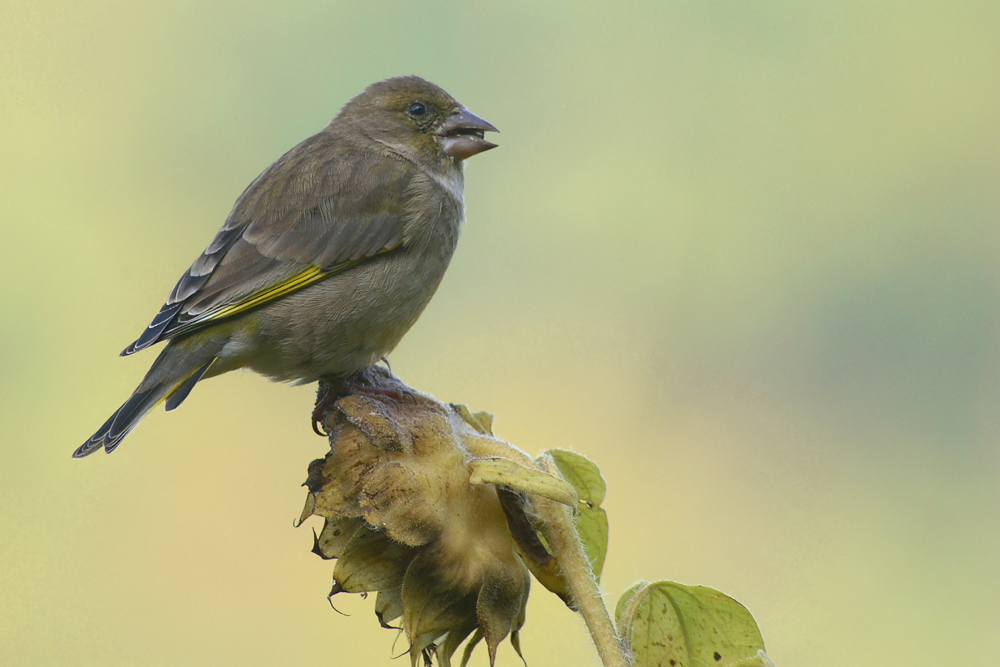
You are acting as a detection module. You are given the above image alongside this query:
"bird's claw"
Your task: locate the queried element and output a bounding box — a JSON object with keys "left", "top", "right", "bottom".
{"left": 312, "top": 410, "right": 329, "bottom": 437}
{"left": 312, "top": 379, "right": 347, "bottom": 437}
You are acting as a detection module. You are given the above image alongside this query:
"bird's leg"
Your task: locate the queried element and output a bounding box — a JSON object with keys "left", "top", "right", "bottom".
{"left": 312, "top": 368, "right": 419, "bottom": 437}
{"left": 312, "top": 377, "right": 351, "bottom": 436}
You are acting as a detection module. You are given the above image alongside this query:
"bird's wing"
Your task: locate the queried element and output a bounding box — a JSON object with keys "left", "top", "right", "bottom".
{"left": 122, "top": 135, "right": 418, "bottom": 356}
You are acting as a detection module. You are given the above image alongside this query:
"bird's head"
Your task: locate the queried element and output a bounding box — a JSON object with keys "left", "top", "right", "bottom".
{"left": 335, "top": 76, "right": 498, "bottom": 165}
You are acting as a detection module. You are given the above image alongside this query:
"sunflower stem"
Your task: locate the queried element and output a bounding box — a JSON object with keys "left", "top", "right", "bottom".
{"left": 534, "top": 455, "right": 630, "bottom": 667}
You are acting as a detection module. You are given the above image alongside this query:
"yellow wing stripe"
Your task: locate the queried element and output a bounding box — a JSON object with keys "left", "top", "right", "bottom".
{"left": 204, "top": 265, "right": 327, "bottom": 321}
{"left": 170, "top": 244, "right": 401, "bottom": 337}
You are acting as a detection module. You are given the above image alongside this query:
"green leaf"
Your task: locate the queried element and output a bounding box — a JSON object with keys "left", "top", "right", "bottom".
{"left": 615, "top": 580, "right": 648, "bottom": 631}
{"left": 617, "top": 580, "right": 770, "bottom": 667}
{"left": 544, "top": 449, "right": 609, "bottom": 582}
{"left": 548, "top": 449, "right": 606, "bottom": 506}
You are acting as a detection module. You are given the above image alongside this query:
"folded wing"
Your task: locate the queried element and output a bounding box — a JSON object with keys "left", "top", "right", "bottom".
{"left": 122, "top": 134, "right": 415, "bottom": 356}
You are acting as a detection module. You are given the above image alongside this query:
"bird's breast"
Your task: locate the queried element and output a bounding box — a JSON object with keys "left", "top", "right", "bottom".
{"left": 236, "top": 193, "right": 465, "bottom": 383}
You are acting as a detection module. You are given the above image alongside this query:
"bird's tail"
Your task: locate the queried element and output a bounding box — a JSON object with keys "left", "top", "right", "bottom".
{"left": 73, "top": 341, "right": 220, "bottom": 458}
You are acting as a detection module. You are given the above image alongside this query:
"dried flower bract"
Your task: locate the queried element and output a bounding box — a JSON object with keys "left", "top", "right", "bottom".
{"left": 298, "top": 367, "right": 578, "bottom": 666}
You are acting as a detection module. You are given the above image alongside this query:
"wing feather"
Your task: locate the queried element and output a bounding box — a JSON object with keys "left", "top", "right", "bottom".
{"left": 121, "top": 131, "right": 416, "bottom": 356}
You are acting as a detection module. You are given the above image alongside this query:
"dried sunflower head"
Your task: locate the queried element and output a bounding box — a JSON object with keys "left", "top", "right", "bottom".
{"left": 298, "top": 368, "right": 578, "bottom": 666}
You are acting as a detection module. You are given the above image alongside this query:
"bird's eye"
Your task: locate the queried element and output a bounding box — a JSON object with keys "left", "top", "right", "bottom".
{"left": 406, "top": 101, "right": 427, "bottom": 117}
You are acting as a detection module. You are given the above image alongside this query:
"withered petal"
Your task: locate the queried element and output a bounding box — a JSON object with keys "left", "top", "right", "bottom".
{"left": 336, "top": 394, "right": 411, "bottom": 452}
{"left": 476, "top": 562, "right": 530, "bottom": 666}
{"left": 333, "top": 527, "right": 415, "bottom": 593}
{"left": 375, "top": 588, "right": 404, "bottom": 628}
{"left": 450, "top": 404, "right": 494, "bottom": 435}
{"left": 312, "top": 429, "right": 380, "bottom": 518}
{"left": 358, "top": 461, "right": 444, "bottom": 547}
{"left": 295, "top": 492, "right": 316, "bottom": 526}
{"left": 401, "top": 549, "right": 479, "bottom": 653}
{"left": 435, "top": 619, "right": 479, "bottom": 667}
{"left": 460, "top": 629, "right": 484, "bottom": 667}
{"left": 510, "top": 629, "right": 527, "bottom": 667}
{"left": 409, "top": 632, "right": 439, "bottom": 667}
{"left": 313, "top": 517, "right": 363, "bottom": 560}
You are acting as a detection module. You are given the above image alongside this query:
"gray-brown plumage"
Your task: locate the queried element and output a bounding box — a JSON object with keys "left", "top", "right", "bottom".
{"left": 75, "top": 76, "right": 497, "bottom": 458}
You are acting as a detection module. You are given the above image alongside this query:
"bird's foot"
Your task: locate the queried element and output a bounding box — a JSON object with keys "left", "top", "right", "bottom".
{"left": 351, "top": 382, "right": 418, "bottom": 405}
{"left": 312, "top": 378, "right": 351, "bottom": 436}
{"left": 312, "top": 369, "right": 419, "bottom": 437}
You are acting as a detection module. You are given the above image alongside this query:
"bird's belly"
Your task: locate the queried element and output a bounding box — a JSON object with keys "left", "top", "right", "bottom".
{"left": 230, "top": 250, "right": 449, "bottom": 383}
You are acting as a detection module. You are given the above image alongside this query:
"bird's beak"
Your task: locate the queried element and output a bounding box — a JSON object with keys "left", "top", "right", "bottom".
{"left": 438, "top": 108, "right": 499, "bottom": 161}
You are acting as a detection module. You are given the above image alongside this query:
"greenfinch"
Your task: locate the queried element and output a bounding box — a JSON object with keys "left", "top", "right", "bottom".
{"left": 74, "top": 76, "right": 497, "bottom": 458}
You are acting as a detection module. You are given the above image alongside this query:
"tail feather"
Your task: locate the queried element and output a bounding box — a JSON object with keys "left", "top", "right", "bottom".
{"left": 73, "top": 413, "right": 119, "bottom": 458}
{"left": 164, "top": 358, "right": 217, "bottom": 412}
{"left": 74, "top": 340, "right": 222, "bottom": 458}
{"left": 73, "top": 387, "right": 163, "bottom": 458}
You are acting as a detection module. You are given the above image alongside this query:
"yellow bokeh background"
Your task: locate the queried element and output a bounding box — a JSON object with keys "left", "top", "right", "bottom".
{"left": 2, "top": 2, "right": 998, "bottom": 665}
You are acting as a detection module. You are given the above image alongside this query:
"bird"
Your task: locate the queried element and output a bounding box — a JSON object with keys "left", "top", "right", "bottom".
{"left": 74, "top": 76, "right": 498, "bottom": 458}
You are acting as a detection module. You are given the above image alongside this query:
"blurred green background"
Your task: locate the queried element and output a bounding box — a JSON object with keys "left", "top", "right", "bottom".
{"left": 2, "top": 1, "right": 998, "bottom": 665}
